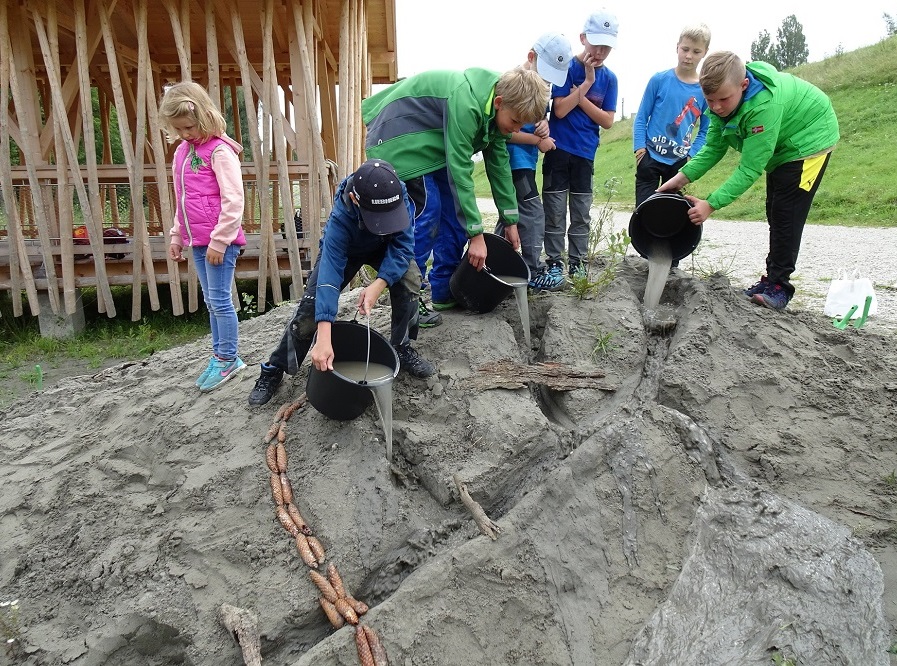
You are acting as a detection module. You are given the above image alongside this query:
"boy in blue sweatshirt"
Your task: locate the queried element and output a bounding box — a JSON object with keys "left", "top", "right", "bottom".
{"left": 248, "top": 160, "right": 435, "bottom": 407}
{"left": 633, "top": 23, "right": 711, "bottom": 207}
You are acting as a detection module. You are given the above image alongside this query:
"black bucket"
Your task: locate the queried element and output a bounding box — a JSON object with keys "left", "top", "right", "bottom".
{"left": 305, "top": 320, "right": 399, "bottom": 421}
{"left": 449, "top": 232, "right": 530, "bottom": 313}
{"left": 628, "top": 193, "right": 702, "bottom": 261}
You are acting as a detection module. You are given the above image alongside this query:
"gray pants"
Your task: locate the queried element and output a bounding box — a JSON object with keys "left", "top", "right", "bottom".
{"left": 542, "top": 149, "right": 594, "bottom": 269}
{"left": 543, "top": 192, "right": 593, "bottom": 269}
{"left": 495, "top": 168, "right": 545, "bottom": 276}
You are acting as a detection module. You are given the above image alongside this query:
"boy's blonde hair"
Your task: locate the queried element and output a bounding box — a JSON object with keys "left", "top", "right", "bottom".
{"left": 699, "top": 51, "right": 746, "bottom": 94}
{"left": 679, "top": 22, "right": 711, "bottom": 50}
{"left": 495, "top": 67, "right": 550, "bottom": 125}
{"left": 158, "top": 81, "right": 226, "bottom": 143}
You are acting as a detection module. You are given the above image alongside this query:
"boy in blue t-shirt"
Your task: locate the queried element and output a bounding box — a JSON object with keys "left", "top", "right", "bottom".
{"left": 495, "top": 32, "right": 573, "bottom": 292}
{"left": 542, "top": 10, "right": 619, "bottom": 281}
{"left": 633, "top": 23, "right": 711, "bottom": 207}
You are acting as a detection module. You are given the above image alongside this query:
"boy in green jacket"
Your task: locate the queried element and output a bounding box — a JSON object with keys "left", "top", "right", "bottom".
{"left": 362, "top": 67, "right": 550, "bottom": 314}
{"left": 658, "top": 51, "right": 839, "bottom": 310}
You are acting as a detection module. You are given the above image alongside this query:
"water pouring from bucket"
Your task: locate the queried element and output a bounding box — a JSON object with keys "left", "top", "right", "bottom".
{"left": 449, "top": 232, "right": 532, "bottom": 347}
{"left": 628, "top": 192, "right": 701, "bottom": 309}
{"left": 306, "top": 320, "right": 399, "bottom": 461}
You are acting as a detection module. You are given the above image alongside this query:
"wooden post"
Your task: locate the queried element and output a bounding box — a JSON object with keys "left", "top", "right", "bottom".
{"left": 45, "top": 0, "right": 78, "bottom": 316}
{"left": 73, "top": 0, "right": 117, "bottom": 316}
{"left": 144, "top": 62, "right": 184, "bottom": 316}
{"left": 225, "top": 0, "right": 273, "bottom": 312}
{"left": 0, "top": 0, "right": 36, "bottom": 316}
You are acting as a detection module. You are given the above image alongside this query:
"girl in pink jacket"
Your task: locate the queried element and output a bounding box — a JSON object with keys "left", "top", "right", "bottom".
{"left": 159, "top": 82, "right": 247, "bottom": 392}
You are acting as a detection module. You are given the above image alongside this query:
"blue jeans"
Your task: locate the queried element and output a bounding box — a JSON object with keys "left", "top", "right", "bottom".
{"left": 409, "top": 169, "right": 469, "bottom": 303}
{"left": 192, "top": 244, "right": 240, "bottom": 360}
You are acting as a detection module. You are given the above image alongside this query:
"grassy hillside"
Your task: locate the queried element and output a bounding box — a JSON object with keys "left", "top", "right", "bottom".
{"left": 475, "top": 36, "right": 897, "bottom": 227}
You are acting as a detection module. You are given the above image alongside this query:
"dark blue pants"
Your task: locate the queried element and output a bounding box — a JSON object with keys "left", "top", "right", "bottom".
{"left": 267, "top": 250, "right": 421, "bottom": 374}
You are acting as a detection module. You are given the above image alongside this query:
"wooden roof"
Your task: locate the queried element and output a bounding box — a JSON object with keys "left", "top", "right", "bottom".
{"left": 25, "top": 0, "right": 398, "bottom": 84}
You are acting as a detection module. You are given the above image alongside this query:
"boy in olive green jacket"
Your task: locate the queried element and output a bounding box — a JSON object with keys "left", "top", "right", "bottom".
{"left": 659, "top": 51, "right": 839, "bottom": 311}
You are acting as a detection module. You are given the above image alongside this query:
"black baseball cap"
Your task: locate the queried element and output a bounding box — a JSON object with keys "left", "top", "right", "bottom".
{"left": 351, "top": 159, "right": 410, "bottom": 235}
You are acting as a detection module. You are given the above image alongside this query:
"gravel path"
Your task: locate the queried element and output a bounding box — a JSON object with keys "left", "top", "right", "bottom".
{"left": 477, "top": 199, "right": 897, "bottom": 335}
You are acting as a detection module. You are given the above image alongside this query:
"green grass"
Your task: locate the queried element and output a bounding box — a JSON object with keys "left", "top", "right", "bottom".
{"left": 0, "top": 286, "right": 214, "bottom": 405}
{"left": 475, "top": 35, "right": 897, "bottom": 228}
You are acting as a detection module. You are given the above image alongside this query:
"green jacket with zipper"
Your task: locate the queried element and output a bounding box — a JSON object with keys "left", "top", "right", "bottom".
{"left": 681, "top": 61, "right": 839, "bottom": 211}
{"left": 362, "top": 68, "right": 518, "bottom": 238}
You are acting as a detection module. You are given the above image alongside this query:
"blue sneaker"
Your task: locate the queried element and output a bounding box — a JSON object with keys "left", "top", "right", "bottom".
{"left": 195, "top": 356, "right": 216, "bottom": 388}
{"left": 752, "top": 284, "right": 790, "bottom": 310}
{"left": 200, "top": 356, "right": 247, "bottom": 392}
{"left": 529, "top": 264, "right": 567, "bottom": 291}
{"left": 743, "top": 275, "right": 769, "bottom": 298}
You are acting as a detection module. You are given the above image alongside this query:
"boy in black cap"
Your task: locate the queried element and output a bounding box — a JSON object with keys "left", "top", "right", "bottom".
{"left": 248, "top": 159, "right": 435, "bottom": 407}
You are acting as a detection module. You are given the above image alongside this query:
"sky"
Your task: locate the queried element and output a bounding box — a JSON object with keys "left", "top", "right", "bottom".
{"left": 392, "top": 0, "right": 892, "bottom": 118}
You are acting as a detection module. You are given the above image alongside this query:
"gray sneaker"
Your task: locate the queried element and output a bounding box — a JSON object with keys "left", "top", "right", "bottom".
{"left": 418, "top": 299, "right": 443, "bottom": 328}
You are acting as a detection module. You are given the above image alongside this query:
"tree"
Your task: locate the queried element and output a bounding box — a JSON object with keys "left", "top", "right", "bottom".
{"left": 750, "top": 15, "right": 809, "bottom": 69}
{"left": 775, "top": 15, "right": 809, "bottom": 68}
{"left": 885, "top": 12, "right": 897, "bottom": 36}
{"left": 751, "top": 30, "right": 775, "bottom": 65}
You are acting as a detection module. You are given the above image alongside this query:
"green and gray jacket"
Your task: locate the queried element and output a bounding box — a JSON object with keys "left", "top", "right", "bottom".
{"left": 362, "top": 68, "right": 518, "bottom": 237}
{"left": 681, "top": 61, "right": 839, "bottom": 211}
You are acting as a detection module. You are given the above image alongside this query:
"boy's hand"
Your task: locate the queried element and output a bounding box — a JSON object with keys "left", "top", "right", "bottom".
{"left": 467, "top": 234, "right": 488, "bottom": 271}
{"left": 311, "top": 321, "right": 334, "bottom": 371}
{"left": 533, "top": 120, "right": 550, "bottom": 138}
{"left": 635, "top": 148, "right": 646, "bottom": 163}
{"left": 502, "top": 225, "right": 520, "bottom": 251}
{"left": 656, "top": 173, "right": 689, "bottom": 193}
{"left": 357, "top": 278, "right": 387, "bottom": 315}
{"left": 311, "top": 340, "right": 334, "bottom": 371}
{"left": 684, "top": 197, "right": 713, "bottom": 225}
{"left": 537, "top": 136, "right": 556, "bottom": 153}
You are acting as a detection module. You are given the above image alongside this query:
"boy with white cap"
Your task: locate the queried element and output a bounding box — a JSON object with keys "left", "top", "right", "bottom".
{"left": 542, "top": 9, "right": 619, "bottom": 283}
{"left": 495, "top": 32, "right": 574, "bottom": 291}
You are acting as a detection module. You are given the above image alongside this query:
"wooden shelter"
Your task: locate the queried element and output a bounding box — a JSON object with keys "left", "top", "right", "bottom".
{"left": 0, "top": 0, "right": 397, "bottom": 325}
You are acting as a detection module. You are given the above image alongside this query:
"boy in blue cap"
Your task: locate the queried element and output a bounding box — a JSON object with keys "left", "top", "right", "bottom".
{"left": 496, "top": 32, "right": 574, "bottom": 292}
{"left": 542, "top": 9, "right": 619, "bottom": 282}
{"left": 248, "top": 159, "right": 435, "bottom": 407}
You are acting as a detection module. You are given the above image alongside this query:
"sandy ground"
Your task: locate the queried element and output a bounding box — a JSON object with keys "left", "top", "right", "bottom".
{"left": 1, "top": 209, "right": 896, "bottom": 665}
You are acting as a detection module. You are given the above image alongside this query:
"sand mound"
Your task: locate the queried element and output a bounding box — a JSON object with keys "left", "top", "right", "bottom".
{"left": 1, "top": 257, "right": 895, "bottom": 666}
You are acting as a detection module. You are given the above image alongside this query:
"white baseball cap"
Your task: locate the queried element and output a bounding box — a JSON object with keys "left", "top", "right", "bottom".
{"left": 532, "top": 32, "right": 573, "bottom": 87}
{"left": 583, "top": 10, "right": 619, "bottom": 48}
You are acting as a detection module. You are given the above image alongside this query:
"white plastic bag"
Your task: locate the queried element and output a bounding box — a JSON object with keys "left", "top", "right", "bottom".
{"left": 823, "top": 269, "right": 877, "bottom": 319}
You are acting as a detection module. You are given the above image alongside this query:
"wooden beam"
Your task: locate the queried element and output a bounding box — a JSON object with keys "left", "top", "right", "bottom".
{"left": 0, "top": 0, "right": 37, "bottom": 316}
{"left": 12, "top": 3, "right": 62, "bottom": 314}
{"left": 73, "top": 0, "right": 117, "bottom": 315}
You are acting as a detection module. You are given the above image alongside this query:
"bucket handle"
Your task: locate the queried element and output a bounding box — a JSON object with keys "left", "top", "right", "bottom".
{"left": 351, "top": 311, "right": 373, "bottom": 385}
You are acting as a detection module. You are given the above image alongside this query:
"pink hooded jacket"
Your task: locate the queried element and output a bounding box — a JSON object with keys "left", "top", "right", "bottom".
{"left": 169, "top": 134, "right": 246, "bottom": 253}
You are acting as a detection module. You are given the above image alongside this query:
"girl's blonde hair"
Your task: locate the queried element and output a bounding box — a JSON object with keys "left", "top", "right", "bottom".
{"left": 158, "top": 81, "right": 226, "bottom": 143}
{"left": 699, "top": 51, "right": 746, "bottom": 94}
{"left": 496, "top": 67, "right": 550, "bottom": 126}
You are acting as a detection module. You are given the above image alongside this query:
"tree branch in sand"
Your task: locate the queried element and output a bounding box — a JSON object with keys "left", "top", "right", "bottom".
{"left": 219, "top": 603, "right": 261, "bottom": 666}
{"left": 465, "top": 359, "right": 617, "bottom": 392}
{"left": 453, "top": 474, "right": 501, "bottom": 540}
